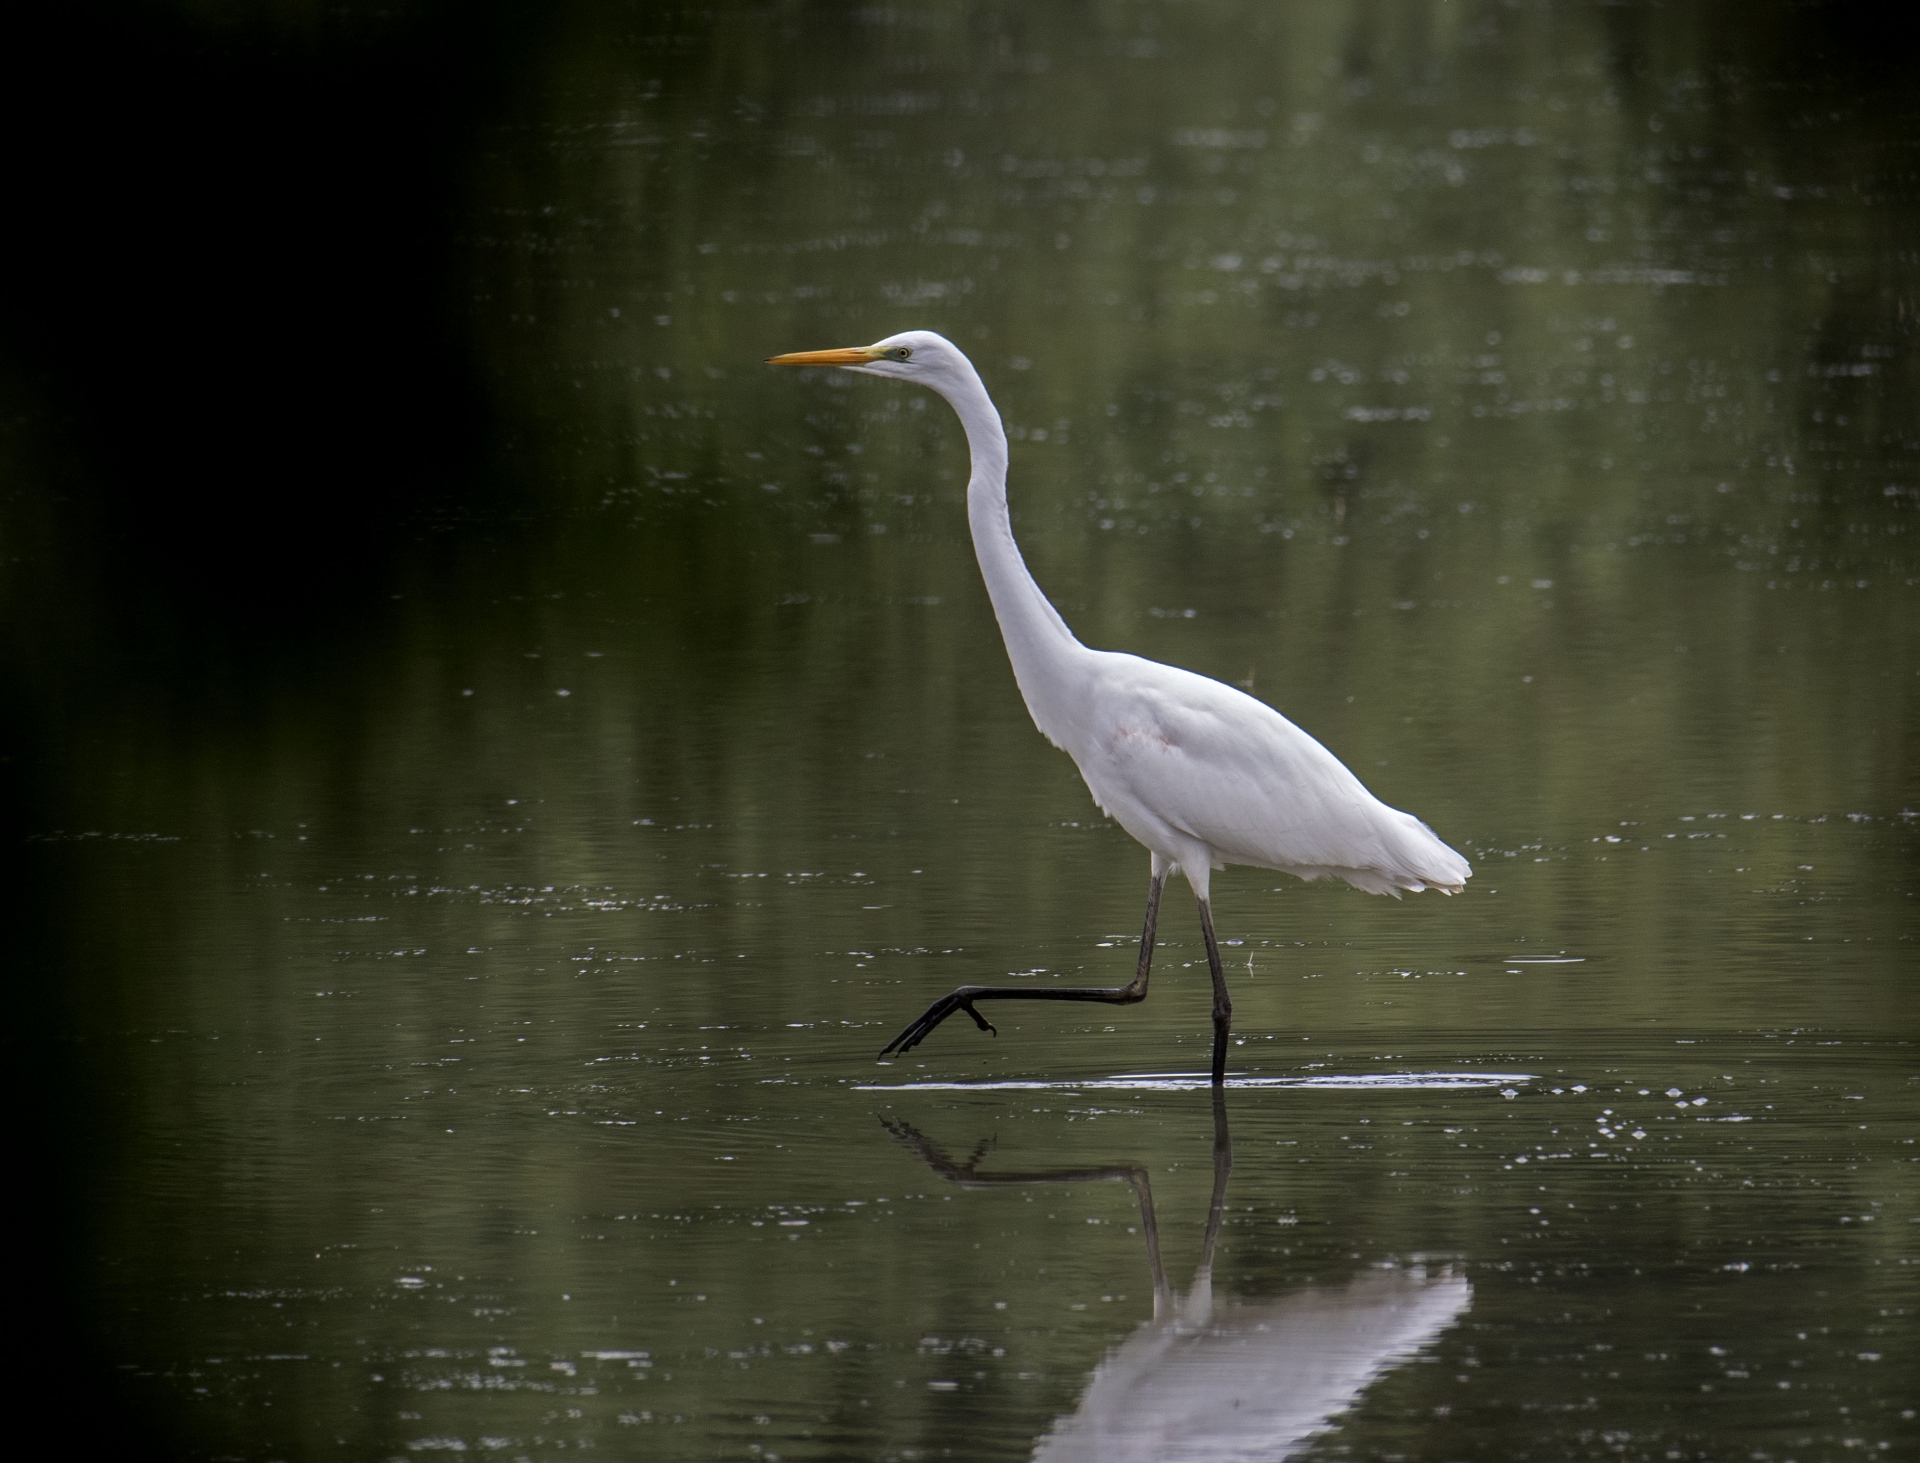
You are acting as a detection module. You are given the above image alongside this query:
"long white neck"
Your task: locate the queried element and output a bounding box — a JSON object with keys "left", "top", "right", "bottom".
{"left": 931, "top": 359, "right": 1090, "bottom": 743}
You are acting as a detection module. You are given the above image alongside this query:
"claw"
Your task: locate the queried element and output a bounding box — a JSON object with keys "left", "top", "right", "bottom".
{"left": 878, "top": 989, "right": 994, "bottom": 1058}
{"left": 959, "top": 1001, "right": 997, "bottom": 1036}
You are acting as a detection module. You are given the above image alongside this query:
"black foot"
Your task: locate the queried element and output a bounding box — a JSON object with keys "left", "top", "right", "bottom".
{"left": 878, "top": 991, "right": 997, "bottom": 1057}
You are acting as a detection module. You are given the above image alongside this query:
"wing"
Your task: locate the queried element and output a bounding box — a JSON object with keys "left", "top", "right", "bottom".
{"left": 1073, "top": 653, "right": 1470, "bottom": 896}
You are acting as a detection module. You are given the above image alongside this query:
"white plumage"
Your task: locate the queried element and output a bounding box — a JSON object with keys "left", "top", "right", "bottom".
{"left": 1050, "top": 648, "right": 1468, "bottom": 901}
{"left": 768, "top": 329, "right": 1469, "bottom": 1082}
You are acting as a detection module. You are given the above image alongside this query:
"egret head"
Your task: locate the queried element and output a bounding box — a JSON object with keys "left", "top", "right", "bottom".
{"left": 766, "top": 330, "right": 975, "bottom": 393}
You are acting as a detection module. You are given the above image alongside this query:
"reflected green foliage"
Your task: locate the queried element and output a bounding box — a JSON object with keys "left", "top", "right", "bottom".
{"left": 8, "top": 0, "right": 1918, "bottom": 1459}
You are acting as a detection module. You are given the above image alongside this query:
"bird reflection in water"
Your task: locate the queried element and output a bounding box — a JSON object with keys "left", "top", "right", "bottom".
{"left": 883, "top": 1096, "right": 1470, "bottom": 1462}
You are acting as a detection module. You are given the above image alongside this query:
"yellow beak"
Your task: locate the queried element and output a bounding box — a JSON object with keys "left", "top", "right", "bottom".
{"left": 765, "top": 346, "right": 879, "bottom": 366}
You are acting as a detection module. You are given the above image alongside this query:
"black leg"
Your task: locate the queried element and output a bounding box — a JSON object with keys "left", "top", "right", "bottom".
{"left": 1197, "top": 896, "right": 1232, "bottom": 1087}
{"left": 878, "top": 868, "right": 1167, "bottom": 1058}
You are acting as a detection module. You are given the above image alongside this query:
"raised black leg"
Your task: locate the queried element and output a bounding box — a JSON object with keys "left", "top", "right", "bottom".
{"left": 1197, "top": 897, "right": 1233, "bottom": 1087}
{"left": 878, "top": 868, "right": 1167, "bottom": 1057}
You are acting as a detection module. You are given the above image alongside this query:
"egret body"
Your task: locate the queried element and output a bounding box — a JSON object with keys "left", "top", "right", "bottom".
{"left": 769, "top": 331, "right": 1469, "bottom": 1084}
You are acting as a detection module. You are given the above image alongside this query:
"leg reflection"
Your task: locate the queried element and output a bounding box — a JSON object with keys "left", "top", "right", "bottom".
{"left": 879, "top": 1117, "right": 1168, "bottom": 1306}
{"left": 1184, "top": 1086, "right": 1235, "bottom": 1328}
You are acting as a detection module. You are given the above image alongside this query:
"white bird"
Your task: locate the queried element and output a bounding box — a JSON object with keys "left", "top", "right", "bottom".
{"left": 769, "top": 331, "right": 1469, "bottom": 1084}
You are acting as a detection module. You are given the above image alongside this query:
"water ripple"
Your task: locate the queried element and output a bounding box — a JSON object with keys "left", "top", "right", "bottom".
{"left": 856, "top": 1071, "right": 1535, "bottom": 1093}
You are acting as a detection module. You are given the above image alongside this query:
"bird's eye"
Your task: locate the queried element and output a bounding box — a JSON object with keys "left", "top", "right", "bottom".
{"left": 888, "top": 346, "right": 912, "bottom": 361}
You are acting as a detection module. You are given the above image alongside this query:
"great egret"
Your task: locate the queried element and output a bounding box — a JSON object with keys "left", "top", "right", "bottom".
{"left": 769, "top": 331, "right": 1469, "bottom": 1085}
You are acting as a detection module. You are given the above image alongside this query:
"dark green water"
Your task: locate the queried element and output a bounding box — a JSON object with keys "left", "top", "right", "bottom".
{"left": 10, "top": 2, "right": 1917, "bottom": 1459}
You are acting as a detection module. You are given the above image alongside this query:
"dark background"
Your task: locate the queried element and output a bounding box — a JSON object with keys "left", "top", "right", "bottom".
{"left": 5, "top": 5, "right": 527, "bottom": 1446}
